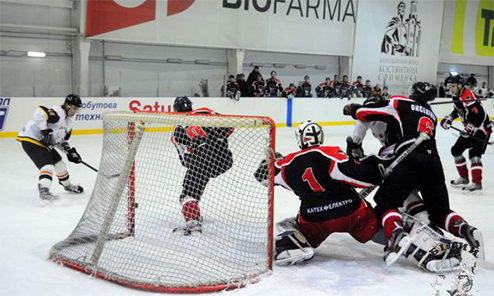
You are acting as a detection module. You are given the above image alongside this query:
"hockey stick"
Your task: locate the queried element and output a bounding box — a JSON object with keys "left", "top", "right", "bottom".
{"left": 430, "top": 98, "right": 489, "bottom": 105}
{"left": 449, "top": 126, "right": 493, "bottom": 146}
{"left": 61, "top": 150, "right": 120, "bottom": 178}
{"left": 359, "top": 132, "right": 430, "bottom": 199}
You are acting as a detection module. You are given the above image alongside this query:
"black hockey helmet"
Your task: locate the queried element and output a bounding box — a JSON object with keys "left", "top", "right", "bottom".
{"left": 173, "top": 96, "right": 193, "bottom": 112}
{"left": 64, "top": 94, "right": 82, "bottom": 108}
{"left": 449, "top": 75, "right": 464, "bottom": 85}
{"left": 409, "top": 82, "right": 437, "bottom": 104}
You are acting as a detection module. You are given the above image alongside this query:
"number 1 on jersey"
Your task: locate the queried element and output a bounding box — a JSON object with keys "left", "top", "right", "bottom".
{"left": 302, "top": 167, "right": 325, "bottom": 192}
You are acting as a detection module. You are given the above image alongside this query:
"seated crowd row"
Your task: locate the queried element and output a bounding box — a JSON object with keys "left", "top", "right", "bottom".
{"left": 221, "top": 66, "right": 387, "bottom": 99}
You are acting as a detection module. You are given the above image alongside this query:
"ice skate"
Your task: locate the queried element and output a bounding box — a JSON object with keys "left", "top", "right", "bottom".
{"left": 39, "top": 185, "right": 59, "bottom": 206}
{"left": 173, "top": 220, "right": 202, "bottom": 236}
{"left": 462, "top": 183, "right": 482, "bottom": 195}
{"left": 384, "top": 227, "right": 412, "bottom": 266}
{"left": 450, "top": 177, "right": 469, "bottom": 188}
{"left": 59, "top": 182, "right": 84, "bottom": 193}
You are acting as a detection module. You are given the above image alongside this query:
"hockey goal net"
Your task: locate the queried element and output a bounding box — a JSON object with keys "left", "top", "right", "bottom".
{"left": 50, "top": 111, "right": 276, "bottom": 293}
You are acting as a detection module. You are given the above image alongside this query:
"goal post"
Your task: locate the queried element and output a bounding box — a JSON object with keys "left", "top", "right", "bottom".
{"left": 50, "top": 111, "right": 276, "bottom": 293}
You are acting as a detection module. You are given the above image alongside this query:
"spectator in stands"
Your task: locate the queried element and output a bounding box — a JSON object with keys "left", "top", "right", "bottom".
{"left": 223, "top": 75, "right": 240, "bottom": 99}
{"left": 466, "top": 73, "right": 478, "bottom": 89}
{"left": 363, "top": 79, "right": 373, "bottom": 98}
{"left": 316, "top": 77, "right": 334, "bottom": 98}
{"left": 251, "top": 75, "right": 266, "bottom": 97}
{"left": 352, "top": 76, "right": 364, "bottom": 98}
{"left": 265, "top": 71, "right": 283, "bottom": 97}
{"left": 236, "top": 73, "right": 250, "bottom": 97}
{"left": 382, "top": 86, "right": 390, "bottom": 99}
{"left": 340, "top": 75, "right": 352, "bottom": 99}
{"left": 371, "top": 83, "right": 382, "bottom": 97}
{"left": 438, "top": 82, "right": 446, "bottom": 97}
{"left": 477, "top": 82, "right": 488, "bottom": 98}
{"left": 282, "top": 83, "right": 298, "bottom": 98}
{"left": 247, "top": 66, "right": 264, "bottom": 93}
{"left": 297, "top": 75, "right": 312, "bottom": 97}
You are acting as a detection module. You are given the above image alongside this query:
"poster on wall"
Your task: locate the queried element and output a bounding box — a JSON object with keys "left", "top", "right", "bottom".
{"left": 351, "top": 0, "right": 444, "bottom": 95}
{"left": 84, "top": 0, "right": 356, "bottom": 56}
{"left": 439, "top": 0, "right": 494, "bottom": 66}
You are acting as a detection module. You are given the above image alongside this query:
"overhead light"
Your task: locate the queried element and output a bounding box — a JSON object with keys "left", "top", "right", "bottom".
{"left": 167, "top": 58, "right": 183, "bottom": 63}
{"left": 450, "top": 71, "right": 458, "bottom": 76}
{"left": 273, "top": 63, "right": 286, "bottom": 68}
{"left": 294, "top": 64, "right": 307, "bottom": 69}
{"left": 27, "top": 51, "right": 46, "bottom": 58}
{"left": 250, "top": 62, "right": 264, "bottom": 67}
{"left": 315, "top": 65, "right": 326, "bottom": 70}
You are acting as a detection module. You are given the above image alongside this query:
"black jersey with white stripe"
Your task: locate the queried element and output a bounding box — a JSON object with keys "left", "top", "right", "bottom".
{"left": 273, "top": 146, "right": 382, "bottom": 221}
{"left": 354, "top": 95, "right": 438, "bottom": 155}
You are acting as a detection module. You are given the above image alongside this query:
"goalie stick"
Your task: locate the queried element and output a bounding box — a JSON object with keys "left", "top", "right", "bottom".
{"left": 359, "top": 132, "right": 430, "bottom": 199}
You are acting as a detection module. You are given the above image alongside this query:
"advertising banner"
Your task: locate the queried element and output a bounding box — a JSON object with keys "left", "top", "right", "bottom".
{"left": 85, "top": 0, "right": 357, "bottom": 56}
{"left": 351, "top": 0, "right": 444, "bottom": 95}
{"left": 439, "top": 0, "right": 494, "bottom": 65}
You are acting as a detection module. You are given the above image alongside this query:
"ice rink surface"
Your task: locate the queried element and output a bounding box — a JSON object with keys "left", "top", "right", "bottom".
{"left": 1, "top": 124, "right": 493, "bottom": 296}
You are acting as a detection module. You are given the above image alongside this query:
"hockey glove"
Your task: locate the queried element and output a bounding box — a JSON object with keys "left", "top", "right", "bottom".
{"left": 461, "top": 123, "right": 476, "bottom": 137}
{"left": 440, "top": 115, "right": 453, "bottom": 130}
{"left": 346, "top": 137, "right": 364, "bottom": 159}
{"left": 59, "top": 141, "right": 71, "bottom": 152}
{"left": 66, "top": 148, "right": 82, "bottom": 163}
{"left": 274, "top": 152, "right": 285, "bottom": 160}
{"left": 40, "top": 129, "right": 54, "bottom": 146}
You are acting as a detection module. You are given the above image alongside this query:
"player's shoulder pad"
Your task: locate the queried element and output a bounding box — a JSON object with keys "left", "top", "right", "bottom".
{"left": 460, "top": 89, "right": 477, "bottom": 107}
{"left": 38, "top": 106, "right": 60, "bottom": 124}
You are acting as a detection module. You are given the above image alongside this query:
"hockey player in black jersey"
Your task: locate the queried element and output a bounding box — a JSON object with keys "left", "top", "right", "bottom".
{"left": 348, "top": 82, "right": 483, "bottom": 264}
{"left": 17, "top": 94, "right": 84, "bottom": 205}
{"left": 171, "top": 96, "right": 234, "bottom": 235}
{"left": 440, "top": 75, "right": 492, "bottom": 193}
{"left": 255, "top": 121, "right": 387, "bottom": 265}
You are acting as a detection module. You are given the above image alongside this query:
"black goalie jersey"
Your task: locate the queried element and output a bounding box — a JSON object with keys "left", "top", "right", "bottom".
{"left": 272, "top": 146, "right": 383, "bottom": 222}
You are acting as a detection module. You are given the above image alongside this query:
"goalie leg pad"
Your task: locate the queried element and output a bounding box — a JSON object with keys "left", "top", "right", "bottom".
{"left": 274, "top": 230, "right": 314, "bottom": 266}
{"left": 402, "top": 214, "right": 462, "bottom": 273}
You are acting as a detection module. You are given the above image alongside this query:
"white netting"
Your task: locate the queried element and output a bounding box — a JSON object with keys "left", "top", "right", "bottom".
{"left": 50, "top": 111, "right": 275, "bottom": 293}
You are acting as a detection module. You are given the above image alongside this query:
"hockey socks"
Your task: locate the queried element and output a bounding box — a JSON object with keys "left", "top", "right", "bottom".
{"left": 382, "top": 209, "right": 404, "bottom": 239}
{"left": 470, "top": 156, "right": 482, "bottom": 185}
{"left": 39, "top": 164, "right": 54, "bottom": 190}
{"left": 55, "top": 161, "right": 83, "bottom": 193}
{"left": 182, "top": 197, "right": 201, "bottom": 223}
{"left": 454, "top": 156, "right": 468, "bottom": 180}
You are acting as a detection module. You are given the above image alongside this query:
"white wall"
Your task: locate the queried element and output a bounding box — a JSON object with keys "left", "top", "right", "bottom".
{"left": 0, "top": 36, "right": 73, "bottom": 96}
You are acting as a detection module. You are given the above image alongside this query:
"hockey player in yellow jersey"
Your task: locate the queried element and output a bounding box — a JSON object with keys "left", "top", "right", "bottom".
{"left": 17, "top": 94, "right": 84, "bottom": 205}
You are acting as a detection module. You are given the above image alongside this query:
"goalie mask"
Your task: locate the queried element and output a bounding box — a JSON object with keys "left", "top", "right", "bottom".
{"left": 295, "top": 121, "right": 324, "bottom": 150}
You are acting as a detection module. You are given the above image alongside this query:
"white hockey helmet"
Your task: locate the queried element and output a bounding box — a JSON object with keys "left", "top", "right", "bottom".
{"left": 295, "top": 121, "right": 324, "bottom": 150}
